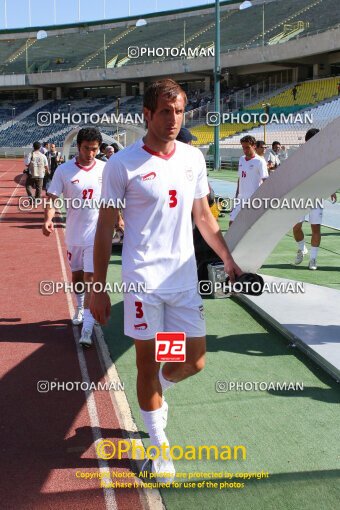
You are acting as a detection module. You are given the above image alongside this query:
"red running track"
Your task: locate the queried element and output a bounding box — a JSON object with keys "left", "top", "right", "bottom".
{"left": 0, "top": 161, "right": 150, "bottom": 510}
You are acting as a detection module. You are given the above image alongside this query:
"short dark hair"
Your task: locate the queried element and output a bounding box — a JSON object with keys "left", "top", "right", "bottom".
{"left": 272, "top": 141, "right": 281, "bottom": 148}
{"left": 111, "top": 142, "right": 120, "bottom": 153}
{"left": 100, "top": 142, "right": 108, "bottom": 152}
{"left": 240, "top": 135, "right": 256, "bottom": 145}
{"left": 43, "top": 142, "right": 49, "bottom": 147}
{"left": 33, "top": 141, "right": 41, "bottom": 150}
{"left": 256, "top": 140, "right": 266, "bottom": 149}
{"left": 76, "top": 127, "right": 102, "bottom": 146}
{"left": 305, "top": 128, "right": 319, "bottom": 142}
{"left": 143, "top": 79, "right": 187, "bottom": 113}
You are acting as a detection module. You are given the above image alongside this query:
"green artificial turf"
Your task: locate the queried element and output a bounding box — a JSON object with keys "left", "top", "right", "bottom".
{"left": 103, "top": 242, "right": 340, "bottom": 510}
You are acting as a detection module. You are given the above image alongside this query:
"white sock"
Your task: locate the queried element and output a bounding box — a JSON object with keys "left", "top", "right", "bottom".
{"left": 159, "top": 367, "right": 175, "bottom": 392}
{"left": 82, "top": 308, "right": 95, "bottom": 332}
{"left": 75, "top": 292, "right": 85, "bottom": 309}
{"left": 310, "top": 247, "right": 318, "bottom": 259}
{"left": 140, "top": 403, "right": 169, "bottom": 454}
{"left": 297, "top": 240, "right": 305, "bottom": 251}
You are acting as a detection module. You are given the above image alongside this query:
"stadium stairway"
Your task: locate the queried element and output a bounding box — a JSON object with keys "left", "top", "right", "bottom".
{"left": 0, "top": 99, "right": 53, "bottom": 132}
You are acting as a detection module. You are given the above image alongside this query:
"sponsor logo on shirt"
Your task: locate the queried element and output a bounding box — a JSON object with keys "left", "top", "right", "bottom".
{"left": 185, "top": 167, "right": 194, "bottom": 181}
{"left": 71, "top": 179, "right": 80, "bottom": 184}
{"left": 134, "top": 322, "right": 148, "bottom": 330}
{"left": 141, "top": 172, "right": 156, "bottom": 181}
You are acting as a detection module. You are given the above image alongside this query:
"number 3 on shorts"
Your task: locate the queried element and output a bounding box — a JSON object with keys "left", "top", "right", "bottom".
{"left": 169, "top": 190, "right": 177, "bottom": 208}
{"left": 135, "top": 301, "right": 143, "bottom": 319}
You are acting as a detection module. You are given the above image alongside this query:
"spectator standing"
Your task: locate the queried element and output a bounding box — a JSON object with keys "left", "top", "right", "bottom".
{"left": 24, "top": 141, "right": 49, "bottom": 201}
{"left": 105, "top": 146, "right": 115, "bottom": 159}
{"left": 40, "top": 142, "right": 49, "bottom": 155}
{"left": 292, "top": 86, "right": 297, "bottom": 101}
{"left": 265, "top": 141, "right": 287, "bottom": 174}
{"left": 96, "top": 142, "right": 108, "bottom": 161}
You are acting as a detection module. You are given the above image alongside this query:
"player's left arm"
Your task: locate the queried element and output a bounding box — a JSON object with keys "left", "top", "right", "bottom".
{"left": 192, "top": 196, "right": 243, "bottom": 283}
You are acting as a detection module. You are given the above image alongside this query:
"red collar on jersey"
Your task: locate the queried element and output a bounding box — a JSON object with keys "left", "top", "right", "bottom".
{"left": 142, "top": 144, "right": 176, "bottom": 160}
{"left": 75, "top": 158, "right": 97, "bottom": 171}
{"left": 245, "top": 154, "right": 256, "bottom": 162}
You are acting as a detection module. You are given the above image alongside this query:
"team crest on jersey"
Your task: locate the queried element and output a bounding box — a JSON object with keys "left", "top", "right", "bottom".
{"left": 134, "top": 322, "right": 148, "bottom": 330}
{"left": 199, "top": 305, "right": 204, "bottom": 320}
{"left": 141, "top": 172, "right": 156, "bottom": 181}
{"left": 185, "top": 167, "right": 194, "bottom": 181}
{"left": 71, "top": 179, "right": 80, "bottom": 184}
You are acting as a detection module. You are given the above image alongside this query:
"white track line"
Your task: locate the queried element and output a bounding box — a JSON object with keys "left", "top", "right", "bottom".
{"left": 54, "top": 227, "right": 118, "bottom": 510}
{"left": 0, "top": 161, "right": 21, "bottom": 182}
{"left": 0, "top": 170, "right": 25, "bottom": 220}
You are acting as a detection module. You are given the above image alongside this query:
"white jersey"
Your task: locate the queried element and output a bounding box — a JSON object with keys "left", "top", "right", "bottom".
{"left": 48, "top": 158, "right": 105, "bottom": 246}
{"left": 101, "top": 138, "right": 209, "bottom": 293}
{"left": 237, "top": 154, "right": 268, "bottom": 199}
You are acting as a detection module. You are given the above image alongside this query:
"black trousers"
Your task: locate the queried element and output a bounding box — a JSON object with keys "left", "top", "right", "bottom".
{"left": 26, "top": 175, "right": 43, "bottom": 199}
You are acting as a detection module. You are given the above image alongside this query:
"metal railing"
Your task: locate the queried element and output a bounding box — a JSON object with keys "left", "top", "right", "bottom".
{"left": 0, "top": 23, "right": 339, "bottom": 76}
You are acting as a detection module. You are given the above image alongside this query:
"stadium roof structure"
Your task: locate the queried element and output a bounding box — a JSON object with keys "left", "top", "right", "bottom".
{"left": 0, "top": 0, "right": 339, "bottom": 76}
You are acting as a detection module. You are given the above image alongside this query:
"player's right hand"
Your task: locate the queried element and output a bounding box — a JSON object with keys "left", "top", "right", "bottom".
{"left": 90, "top": 290, "right": 111, "bottom": 325}
{"left": 42, "top": 220, "right": 54, "bottom": 236}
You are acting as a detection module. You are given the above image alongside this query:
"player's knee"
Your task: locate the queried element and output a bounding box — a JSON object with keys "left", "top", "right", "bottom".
{"left": 188, "top": 355, "right": 205, "bottom": 374}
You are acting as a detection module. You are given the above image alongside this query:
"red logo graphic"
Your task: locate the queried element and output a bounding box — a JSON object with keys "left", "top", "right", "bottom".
{"left": 141, "top": 172, "right": 156, "bottom": 181}
{"left": 155, "top": 332, "right": 186, "bottom": 362}
{"left": 71, "top": 179, "right": 80, "bottom": 184}
{"left": 134, "top": 323, "right": 148, "bottom": 330}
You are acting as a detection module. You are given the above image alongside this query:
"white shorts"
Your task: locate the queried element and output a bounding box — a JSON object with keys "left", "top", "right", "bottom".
{"left": 66, "top": 245, "right": 94, "bottom": 273}
{"left": 299, "top": 206, "right": 323, "bottom": 225}
{"left": 124, "top": 288, "right": 206, "bottom": 340}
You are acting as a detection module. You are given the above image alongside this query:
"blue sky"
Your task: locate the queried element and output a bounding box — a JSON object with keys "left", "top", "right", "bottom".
{"left": 0, "top": 0, "right": 215, "bottom": 29}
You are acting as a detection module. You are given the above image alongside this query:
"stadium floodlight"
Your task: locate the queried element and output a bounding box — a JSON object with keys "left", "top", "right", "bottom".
{"left": 239, "top": 1, "right": 252, "bottom": 9}
{"left": 37, "top": 30, "right": 48, "bottom": 40}
{"left": 136, "top": 19, "right": 147, "bottom": 27}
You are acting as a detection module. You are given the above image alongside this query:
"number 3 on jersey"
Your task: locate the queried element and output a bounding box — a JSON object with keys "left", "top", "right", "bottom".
{"left": 82, "top": 188, "right": 94, "bottom": 199}
{"left": 169, "top": 190, "right": 177, "bottom": 208}
{"left": 135, "top": 301, "right": 143, "bottom": 319}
